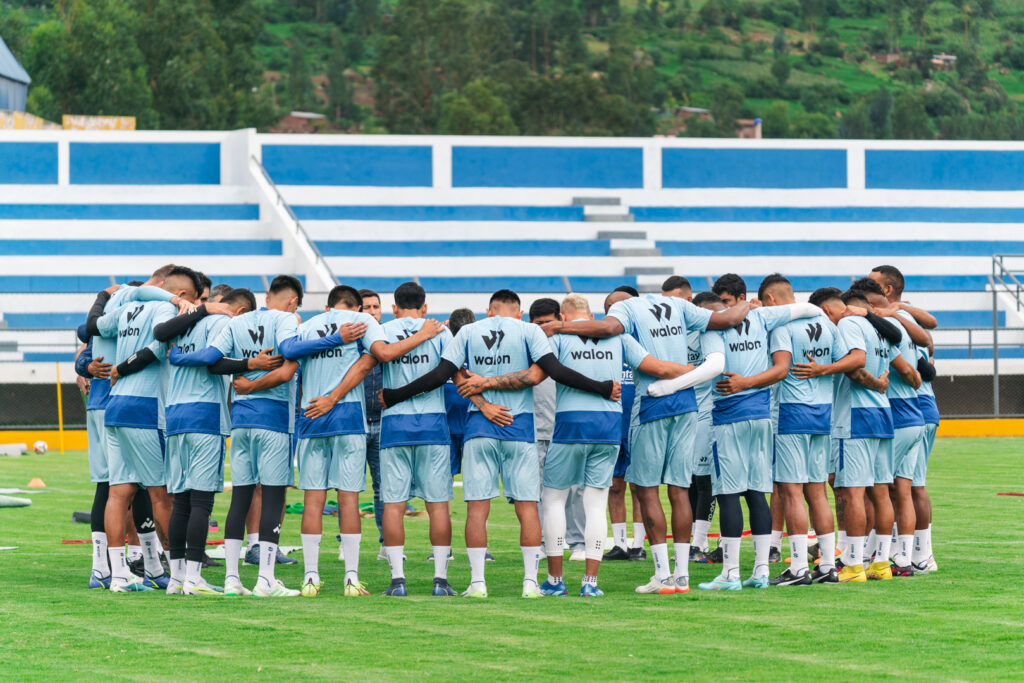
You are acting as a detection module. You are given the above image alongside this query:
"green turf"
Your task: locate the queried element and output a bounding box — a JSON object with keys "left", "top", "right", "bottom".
{"left": 1, "top": 438, "right": 1022, "bottom": 680}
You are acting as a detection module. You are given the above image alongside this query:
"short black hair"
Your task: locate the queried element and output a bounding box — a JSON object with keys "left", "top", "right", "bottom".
{"left": 693, "top": 291, "right": 723, "bottom": 307}
{"left": 661, "top": 275, "right": 691, "bottom": 293}
{"left": 222, "top": 288, "right": 257, "bottom": 312}
{"left": 852, "top": 276, "right": 885, "bottom": 297}
{"left": 327, "top": 284, "right": 361, "bottom": 310}
{"left": 871, "top": 265, "right": 905, "bottom": 297}
{"left": 359, "top": 288, "right": 380, "bottom": 302}
{"left": 211, "top": 283, "right": 232, "bottom": 300}
{"left": 489, "top": 289, "right": 521, "bottom": 307}
{"left": 151, "top": 264, "right": 176, "bottom": 281}
{"left": 167, "top": 265, "right": 203, "bottom": 297}
{"left": 449, "top": 308, "right": 476, "bottom": 336}
{"left": 127, "top": 280, "right": 144, "bottom": 287}
{"left": 612, "top": 285, "right": 639, "bottom": 296}
{"left": 757, "top": 273, "right": 791, "bottom": 301}
{"left": 196, "top": 271, "right": 212, "bottom": 292}
{"left": 269, "top": 275, "right": 304, "bottom": 306}
{"left": 809, "top": 287, "right": 843, "bottom": 308}
{"left": 393, "top": 281, "right": 425, "bottom": 310}
{"left": 841, "top": 289, "right": 870, "bottom": 307}
{"left": 528, "top": 298, "right": 561, "bottom": 322}
{"left": 712, "top": 273, "right": 746, "bottom": 299}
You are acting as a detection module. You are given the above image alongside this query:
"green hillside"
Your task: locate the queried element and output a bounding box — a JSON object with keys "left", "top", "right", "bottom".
{"left": 4, "top": 0, "right": 1024, "bottom": 138}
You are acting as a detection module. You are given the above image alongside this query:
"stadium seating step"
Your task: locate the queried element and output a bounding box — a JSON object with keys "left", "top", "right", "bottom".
{"left": 571, "top": 197, "right": 621, "bottom": 206}
{"left": 597, "top": 230, "right": 648, "bottom": 239}
{"left": 611, "top": 247, "right": 662, "bottom": 257}
{"left": 584, "top": 213, "right": 634, "bottom": 222}
{"left": 626, "top": 266, "right": 674, "bottom": 276}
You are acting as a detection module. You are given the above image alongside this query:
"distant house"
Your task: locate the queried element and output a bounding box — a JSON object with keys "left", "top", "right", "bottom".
{"left": 0, "top": 35, "right": 30, "bottom": 112}
{"left": 932, "top": 54, "right": 957, "bottom": 71}
{"left": 677, "top": 106, "right": 712, "bottom": 120}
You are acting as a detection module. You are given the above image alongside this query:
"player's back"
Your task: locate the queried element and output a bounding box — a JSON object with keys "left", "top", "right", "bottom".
{"left": 165, "top": 313, "right": 231, "bottom": 437}
{"left": 916, "top": 346, "right": 939, "bottom": 425}
{"left": 708, "top": 306, "right": 790, "bottom": 422}
{"left": 888, "top": 311, "right": 925, "bottom": 428}
{"left": 89, "top": 285, "right": 143, "bottom": 411}
{"left": 688, "top": 329, "right": 713, "bottom": 416}
{"left": 103, "top": 300, "right": 175, "bottom": 429}
{"left": 835, "top": 314, "right": 893, "bottom": 439}
{"left": 772, "top": 313, "right": 844, "bottom": 434}
{"left": 380, "top": 317, "right": 453, "bottom": 447}
{"left": 550, "top": 334, "right": 624, "bottom": 444}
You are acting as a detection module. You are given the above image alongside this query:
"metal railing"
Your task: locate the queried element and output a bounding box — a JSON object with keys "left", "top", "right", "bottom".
{"left": 989, "top": 254, "right": 1024, "bottom": 414}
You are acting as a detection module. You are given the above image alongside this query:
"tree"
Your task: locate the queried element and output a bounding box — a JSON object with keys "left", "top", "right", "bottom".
{"left": 326, "top": 31, "right": 359, "bottom": 125}
{"left": 709, "top": 80, "right": 744, "bottom": 135}
{"left": 791, "top": 111, "right": 837, "bottom": 138}
{"left": 286, "top": 42, "right": 316, "bottom": 111}
{"left": 867, "top": 88, "right": 893, "bottom": 139}
{"left": 762, "top": 101, "right": 790, "bottom": 137}
{"left": 772, "top": 28, "right": 787, "bottom": 57}
{"left": 891, "top": 90, "right": 931, "bottom": 139}
{"left": 907, "top": 0, "right": 933, "bottom": 49}
{"left": 839, "top": 101, "right": 873, "bottom": 138}
{"left": 437, "top": 80, "right": 518, "bottom": 135}
{"left": 771, "top": 55, "right": 791, "bottom": 86}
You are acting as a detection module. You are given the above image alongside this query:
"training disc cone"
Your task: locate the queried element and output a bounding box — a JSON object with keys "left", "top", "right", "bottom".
{"left": 27, "top": 478, "right": 46, "bottom": 488}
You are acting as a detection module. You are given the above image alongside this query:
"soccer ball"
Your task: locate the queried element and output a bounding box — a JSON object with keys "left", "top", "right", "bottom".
{"left": 33, "top": 440, "right": 48, "bottom": 454}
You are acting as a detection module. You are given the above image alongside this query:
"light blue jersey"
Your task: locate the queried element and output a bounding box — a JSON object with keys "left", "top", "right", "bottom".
{"left": 889, "top": 311, "right": 925, "bottom": 429}
{"left": 88, "top": 285, "right": 174, "bottom": 411}
{"left": 295, "top": 309, "right": 386, "bottom": 438}
{"left": 831, "top": 315, "right": 895, "bottom": 439}
{"left": 769, "top": 313, "right": 848, "bottom": 435}
{"left": 97, "top": 300, "right": 176, "bottom": 430}
{"left": 210, "top": 308, "right": 299, "bottom": 434}
{"left": 441, "top": 316, "right": 553, "bottom": 442}
{"left": 688, "top": 329, "right": 714, "bottom": 415}
{"left": 606, "top": 294, "right": 711, "bottom": 424}
{"left": 916, "top": 346, "right": 939, "bottom": 425}
{"left": 550, "top": 333, "right": 649, "bottom": 444}
{"left": 165, "top": 314, "right": 231, "bottom": 437}
{"left": 380, "top": 316, "right": 453, "bottom": 448}
{"left": 703, "top": 306, "right": 792, "bottom": 425}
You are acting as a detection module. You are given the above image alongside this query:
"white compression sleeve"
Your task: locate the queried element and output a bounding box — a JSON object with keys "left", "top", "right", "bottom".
{"left": 647, "top": 352, "right": 725, "bottom": 398}
{"left": 541, "top": 486, "right": 570, "bottom": 557}
{"left": 582, "top": 486, "right": 610, "bottom": 561}
{"left": 785, "top": 302, "right": 824, "bottom": 321}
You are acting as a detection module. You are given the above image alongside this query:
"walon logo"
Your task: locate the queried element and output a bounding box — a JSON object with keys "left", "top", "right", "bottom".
{"left": 247, "top": 325, "right": 265, "bottom": 345}
{"left": 733, "top": 318, "right": 751, "bottom": 336}
{"left": 482, "top": 330, "right": 505, "bottom": 350}
{"left": 317, "top": 322, "right": 338, "bottom": 338}
{"left": 649, "top": 302, "right": 672, "bottom": 322}
{"left": 806, "top": 322, "right": 823, "bottom": 342}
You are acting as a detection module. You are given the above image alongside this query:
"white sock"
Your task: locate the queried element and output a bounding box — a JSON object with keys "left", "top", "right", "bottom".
{"left": 895, "top": 534, "right": 914, "bottom": 567}
{"left": 818, "top": 531, "right": 836, "bottom": 571}
{"left": 546, "top": 572, "right": 562, "bottom": 585}
{"left": 521, "top": 546, "right": 541, "bottom": 584}
{"left": 582, "top": 574, "right": 597, "bottom": 586}
{"left": 692, "top": 519, "right": 711, "bottom": 552}
{"left": 301, "top": 533, "right": 321, "bottom": 583}
{"left": 386, "top": 545, "right": 405, "bottom": 580}
{"left": 109, "top": 546, "right": 129, "bottom": 580}
{"left": 127, "top": 544, "right": 143, "bottom": 562}
{"left": 341, "top": 533, "right": 361, "bottom": 582}
{"left": 769, "top": 529, "right": 783, "bottom": 550}
{"left": 432, "top": 545, "right": 451, "bottom": 579}
{"left": 891, "top": 521, "right": 898, "bottom": 546}
{"left": 91, "top": 532, "right": 109, "bottom": 577}
{"left": 837, "top": 529, "right": 847, "bottom": 553}
{"left": 845, "top": 536, "right": 864, "bottom": 566}
{"left": 875, "top": 533, "right": 892, "bottom": 564}
{"left": 789, "top": 534, "right": 808, "bottom": 574}
{"left": 722, "top": 537, "right": 741, "bottom": 580}
{"left": 246, "top": 532, "right": 258, "bottom": 550}
{"left": 139, "top": 532, "right": 164, "bottom": 577}
{"left": 752, "top": 534, "right": 770, "bottom": 578}
{"left": 650, "top": 542, "right": 670, "bottom": 580}
{"left": 632, "top": 522, "right": 645, "bottom": 548}
{"left": 913, "top": 527, "right": 931, "bottom": 565}
{"left": 224, "top": 538, "right": 243, "bottom": 581}
{"left": 155, "top": 536, "right": 165, "bottom": 556}
{"left": 673, "top": 542, "right": 690, "bottom": 579}
{"left": 185, "top": 560, "right": 202, "bottom": 585}
{"left": 468, "top": 547, "right": 487, "bottom": 584}
{"left": 612, "top": 522, "right": 627, "bottom": 551}
{"left": 170, "top": 557, "right": 186, "bottom": 582}
{"left": 257, "top": 541, "right": 277, "bottom": 587}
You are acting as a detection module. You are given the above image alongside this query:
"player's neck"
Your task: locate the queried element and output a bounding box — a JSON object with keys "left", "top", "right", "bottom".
{"left": 394, "top": 309, "right": 421, "bottom": 319}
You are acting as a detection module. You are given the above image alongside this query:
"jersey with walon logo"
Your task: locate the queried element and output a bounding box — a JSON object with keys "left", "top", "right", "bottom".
{"left": 210, "top": 308, "right": 299, "bottom": 434}
{"left": 770, "top": 313, "right": 848, "bottom": 435}
{"left": 165, "top": 313, "right": 231, "bottom": 438}
{"left": 441, "top": 316, "right": 553, "bottom": 442}
{"left": 550, "top": 333, "right": 649, "bottom": 444}
{"left": 381, "top": 317, "right": 453, "bottom": 448}
{"left": 831, "top": 315, "right": 896, "bottom": 440}
{"left": 606, "top": 294, "right": 712, "bottom": 424}
{"left": 296, "top": 309, "right": 385, "bottom": 438}
{"left": 703, "top": 305, "right": 792, "bottom": 425}
{"left": 688, "top": 328, "right": 714, "bottom": 415}
{"left": 888, "top": 310, "right": 926, "bottom": 429}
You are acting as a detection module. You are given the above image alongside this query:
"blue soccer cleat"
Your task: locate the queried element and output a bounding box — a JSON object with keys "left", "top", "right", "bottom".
{"left": 382, "top": 578, "right": 408, "bottom": 596}
{"left": 539, "top": 579, "right": 568, "bottom": 596}
{"left": 697, "top": 574, "right": 743, "bottom": 591}
{"left": 580, "top": 583, "right": 604, "bottom": 597}
{"left": 89, "top": 573, "right": 111, "bottom": 590}
{"left": 143, "top": 573, "right": 171, "bottom": 590}
{"left": 432, "top": 578, "right": 457, "bottom": 596}
{"left": 742, "top": 575, "right": 770, "bottom": 589}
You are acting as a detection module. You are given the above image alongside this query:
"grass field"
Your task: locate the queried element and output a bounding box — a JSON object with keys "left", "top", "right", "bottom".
{"left": 2, "top": 438, "right": 1022, "bottom": 681}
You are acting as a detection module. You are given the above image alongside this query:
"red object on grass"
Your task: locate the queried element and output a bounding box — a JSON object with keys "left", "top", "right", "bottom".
{"left": 997, "top": 492, "right": 1024, "bottom": 496}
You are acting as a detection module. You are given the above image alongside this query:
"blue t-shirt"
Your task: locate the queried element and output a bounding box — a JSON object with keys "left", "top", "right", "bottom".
{"left": 165, "top": 314, "right": 231, "bottom": 437}
{"left": 441, "top": 316, "right": 553, "bottom": 442}
{"left": 380, "top": 317, "right": 453, "bottom": 448}
{"left": 550, "top": 334, "right": 649, "bottom": 445}
{"left": 831, "top": 315, "right": 896, "bottom": 440}
{"left": 444, "top": 382, "right": 470, "bottom": 436}
{"left": 769, "top": 313, "right": 848, "bottom": 435}
{"left": 888, "top": 311, "right": 926, "bottom": 429}
{"left": 606, "top": 294, "right": 711, "bottom": 424}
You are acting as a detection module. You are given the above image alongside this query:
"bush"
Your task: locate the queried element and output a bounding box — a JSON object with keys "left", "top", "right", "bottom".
{"left": 818, "top": 37, "right": 843, "bottom": 57}
{"left": 774, "top": 9, "right": 796, "bottom": 28}
{"left": 680, "top": 42, "right": 699, "bottom": 61}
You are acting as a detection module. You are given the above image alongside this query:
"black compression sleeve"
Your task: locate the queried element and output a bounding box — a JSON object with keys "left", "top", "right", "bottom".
{"left": 381, "top": 359, "right": 458, "bottom": 407}
{"left": 116, "top": 348, "right": 157, "bottom": 377}
{"left": 209, "top": 357, "right": 250, "bottom": 375}
{"left": 535, "top": 353, "right": 615, "bottom": 399}
{"left": 153, "top": 305, "right": 207, "bottom": 342}
{"left": 85, "top": 290, "right": 112, "bottom": 337}
{"left": 864, "top": 312, "right": 902, "bottom": 347}
{"left": 917, "top": 357, "right": 937, "bottom": 382}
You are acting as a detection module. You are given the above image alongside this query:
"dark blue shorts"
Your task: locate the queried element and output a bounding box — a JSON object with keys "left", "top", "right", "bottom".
{"left": 613, "top": 438, "right": 630, "bottom": 478}
{"left": 449, "top": 433, "right": 464, "bottom": 476}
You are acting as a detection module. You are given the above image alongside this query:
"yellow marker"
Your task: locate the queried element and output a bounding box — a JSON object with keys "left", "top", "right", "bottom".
{"left": 55, "top": 362, "right": 65, "bottom": 455}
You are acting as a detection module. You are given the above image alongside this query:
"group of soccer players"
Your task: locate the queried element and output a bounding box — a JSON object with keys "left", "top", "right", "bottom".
{"left": 73, "top": 261, "right": 939, "bottom": 598}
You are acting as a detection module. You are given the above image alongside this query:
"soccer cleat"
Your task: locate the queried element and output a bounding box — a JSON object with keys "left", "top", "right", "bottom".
{"left": 674, "top": 576, "right": 690, "bottom": 594}
{"left": 835, "top": 558, "right": 846, "bottom": 570}
{"left": 539, "top": 579, "right": 568, "bottom": 596}
{"left": 927, "top": 555, "right": 938, "bottom": 572}
{"left": 768, "top": 546, "right": 782, "bottom": 563}
{"left": 143, "top": 572, "right": 171, "bottom": 590}
{"left": 300, "top": 578, "right": 323, "bottom": 597}
{"left": 276, "top": 548, "right": 296, "bottom": 565}
{"left": 343, "top": 578, "right": 370, "bottom": 596}
{"left": 890, "top": 563, "right": 914, "bottom": 578}
{"left": 432, "top": 578, "right": 458, "bottom": 596}
{"left": 866, "top": 561, "right": 893, "bottom": 580}
{"left": 223, "top": 577, "right": 252, "bottom": 596}
{"left": 911, "top": 561, "right": 931, "bottom": 576}
{"left": 165, "top": 578, "right": 184, "bottom": 595}
{"left": 243, "top": 545, "right": 260, "bottom": 566}
{"left": 462, "top": 582, "right": 488, "bottom": 598}
{"left": 128, "top": 557, "right": 145, "bottom": 577}
{"left": 569, "top": 549, "right": 586, "bottom": 562}
{"left": 697, "top": 546, "right": 723, "bottom": 564}
{"left": 811, "top": 566, "right": 838, "bottom": 584}
{"left": 522, "top": 580, "right": 543, "bottom": 598}
{"left": 183, "top": 579, "right": 222, "bottom": 596}
{"left": 689, "top": 546, "right": 707, "bottom": 562}
{"left": 426, "top": 549, "right": 455, "bottom": 561}
{"left": 580, "top": 583, "right": 605, "bottom": 597}
{"left": 253, "top": 579, "right": 300, "bottom": 597}
{"left": 89, "top": 573, "right": 111, "bottom": 590}
{"left": 837, "top": 564, "right": 867, "bottom": 583}
{"left": 742, "top": 575, "right": 770, "bottom": 589}
{"left": 635, "top": 576, "right": 678, "bottom": 594}
{"left": 628, "top": 547, "right": 647, "bottom": 561}
{"left": 602, "top": 546, "right": 630, "bottom": 561}
{"left": 383, "top": 578, "right": 408, "bottom": 597}
{"left": 378, "top": 547, "right": 407, "bottom": 562}
{"left": 769, "top": 568, "right": 812, "bottom": 586}
{"left": 109, "top": 575, "right": 153, "bottom": 592}
{"left": 697, "top": 574, "right": 742, "bottom": 591}
{"left": 485, "top": 551, "right": 496, "bottom": 562}
{"left": 202, "top": 552, "right": 222, "bottom": 568}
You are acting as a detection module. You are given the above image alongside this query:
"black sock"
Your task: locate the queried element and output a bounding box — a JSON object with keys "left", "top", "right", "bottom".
{"left": 91, "top": 482, "right": 109, "bottom": 533}
{"left": 745, "top": 490, "right": 772, "bottom": 536}
{"left": 186, "top": 490, "right": 215, "bottom": 564}
{"left": 225, "top": 484, "right": 255, "bottom": 541}
{"left": 168, "top": 491, "right": 190, "bottom": 561}
{"left": 132, "top": 488, "right": 155, "bottom": 534}
{"left": 717, "top": 493, "right": 743, "bottom": 538}
{"left": 259, "top": 485, "right": 286, "bottom": 545}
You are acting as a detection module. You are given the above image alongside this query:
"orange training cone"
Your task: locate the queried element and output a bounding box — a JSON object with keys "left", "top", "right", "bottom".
{"left": 27, "top": 478, "right": 46, "bottom": 488}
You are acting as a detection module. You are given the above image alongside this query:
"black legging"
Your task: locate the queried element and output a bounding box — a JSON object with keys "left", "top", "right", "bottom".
{"left": 132, "top": 487, "right": 155, "bottom": 534}
{"left": 717, "top": 490, "right": 771, "bottom": 537}
{"left": 689, "top": 475, "right": 716, "bottom": 526}
{"left": 91, "top": 482, "right": 109, "bottom": 533}
{"left": 259, "top": 485, "right": 286, "bottom": 545}
{"left": 224, "top": 484, "right": 256, "bottom": 541}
